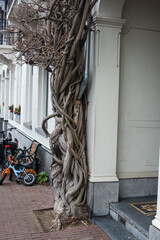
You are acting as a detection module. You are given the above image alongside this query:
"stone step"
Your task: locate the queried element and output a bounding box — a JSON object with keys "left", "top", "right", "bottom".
{"left": 92, "top": 216, "right": 137, "bottom": 240}
{"left": 110, "top": 197, "right": 156, "bottom": 240}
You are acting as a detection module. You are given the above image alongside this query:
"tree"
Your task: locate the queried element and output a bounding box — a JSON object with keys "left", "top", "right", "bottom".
{"left": 10, "top": 0, "right": 98, "bottom": 229}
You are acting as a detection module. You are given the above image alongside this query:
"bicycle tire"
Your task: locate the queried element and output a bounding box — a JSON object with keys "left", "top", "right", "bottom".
{"left": 8, "top": 169, "right": 12, "bottom": 181}
{"left": 2, "top": 153, "right": 9, "bottom": 170}
{"left": 1, "top": 156, "right": 6, "bottom": 171}
{"left": 0, "top": 173, "right": 7, "bottom": 185}
{"left": 23, "top": 172, "right": 37, "bottom": 186}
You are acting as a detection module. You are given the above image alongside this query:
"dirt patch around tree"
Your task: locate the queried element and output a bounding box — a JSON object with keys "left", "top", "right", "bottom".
{"left": 34, "top": 208, "right": 93, "bottom": 232}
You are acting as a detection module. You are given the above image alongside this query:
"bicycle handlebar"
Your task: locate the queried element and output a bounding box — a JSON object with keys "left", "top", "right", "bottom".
{"left": 0, "top": 127, "right": 16, "bottom": 134}
{"left": 4, "top": 138, "right": 12, "bottom": 142}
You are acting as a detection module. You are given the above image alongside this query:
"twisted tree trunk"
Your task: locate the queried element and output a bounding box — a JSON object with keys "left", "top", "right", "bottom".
{"left": 11, "top": 0, "right": 98, "bottom": 229}
{"left": 42, "top": 24, "right": 88, "bottom": 229}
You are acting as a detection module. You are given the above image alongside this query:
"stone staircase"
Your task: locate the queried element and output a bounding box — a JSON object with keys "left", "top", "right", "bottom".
{"left": 92, "top": 196, "right": 156, "bottom": 240}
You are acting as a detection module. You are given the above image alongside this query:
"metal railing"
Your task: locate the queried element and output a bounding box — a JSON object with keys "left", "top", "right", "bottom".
{"left": 0, "top": 29, "right": 15, "bottom": 45}
{"left": 0, "top": 18, "right": 15, "bottom": 46}
{"left": 0, "top": 0, "right": 14, "bottom": 45}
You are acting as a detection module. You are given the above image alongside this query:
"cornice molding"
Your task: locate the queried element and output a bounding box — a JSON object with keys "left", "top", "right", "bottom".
{"left": 92, "top": 15, "right": 126, "bottom": 28}
{"left": 89, "top": 174, "right": 119, "bottom": 183}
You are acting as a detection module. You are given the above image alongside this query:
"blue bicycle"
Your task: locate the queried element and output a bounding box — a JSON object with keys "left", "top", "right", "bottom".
{"left": 0, "top": 152, "right": 37, "bottom": 186}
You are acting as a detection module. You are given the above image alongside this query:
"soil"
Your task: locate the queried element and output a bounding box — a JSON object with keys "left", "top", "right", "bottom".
{"left": 34, "top": 208, "right": 92, "bottom": 232}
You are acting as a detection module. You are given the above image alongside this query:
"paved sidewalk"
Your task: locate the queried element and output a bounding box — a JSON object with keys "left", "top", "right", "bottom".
{"left": 0, "top": 178, "right": 111, "bottom": 240}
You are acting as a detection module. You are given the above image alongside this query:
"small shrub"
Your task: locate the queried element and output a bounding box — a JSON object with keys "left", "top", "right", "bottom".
{"left": 37, "top": 171, "right": 49, "bottom": 185}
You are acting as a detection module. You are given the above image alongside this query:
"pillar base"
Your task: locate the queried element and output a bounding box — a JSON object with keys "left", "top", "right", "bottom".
{"left": 0, "top": 118, "right": 4, "bottom": 131}
{"left": 3, "top": 119, "right": 8, "bottom": 130}
{"left": 87, "top": 181, "right": 119, "bottom": 217}
{"left": 149, "top": 225, "right": 160, "bottom": 240}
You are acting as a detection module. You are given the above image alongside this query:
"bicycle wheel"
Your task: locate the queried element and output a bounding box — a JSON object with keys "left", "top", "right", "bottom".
{"left": 0, "top": 173, "right": 7, "bottom": 185}
{"left": 1, "top": 155, "right": 6, "bottom": 171}
{"left": 8, "top": 168, "right": 12, "bottom": 181}
{"left": 2, "top": 153, "right": 9, "bottom": 170}
{"left": 23, "top": 171, "right": 37, "bottom": 186}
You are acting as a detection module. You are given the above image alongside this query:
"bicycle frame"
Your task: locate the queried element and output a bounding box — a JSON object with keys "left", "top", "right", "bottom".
{"left": 8, "top": 164, "right": 25, "bottom": 178}
{"left": 0, "top": 153, "right": 37, "bottom": 186}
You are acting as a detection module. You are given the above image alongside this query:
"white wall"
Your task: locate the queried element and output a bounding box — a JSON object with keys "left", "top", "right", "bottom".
{"left": 8, "top": 64, "right": 54, "bottom": 149}
{"left": 118, "top": 0, "right": 160, "bottom": 178}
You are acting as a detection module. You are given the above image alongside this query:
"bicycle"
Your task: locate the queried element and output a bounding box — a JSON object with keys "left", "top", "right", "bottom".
{"left": 0, "top": 152, "right": 37, "bottom": 186}
{"left": 0, "top": 127, "right": 17, "bottom": 171}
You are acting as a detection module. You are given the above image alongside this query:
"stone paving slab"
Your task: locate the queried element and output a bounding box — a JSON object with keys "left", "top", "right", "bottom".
{"left": 0, "top": 178, "right": 110, "bottom": 240}
{"left": 93, "top": 216, "right": 137, "bottom": 240}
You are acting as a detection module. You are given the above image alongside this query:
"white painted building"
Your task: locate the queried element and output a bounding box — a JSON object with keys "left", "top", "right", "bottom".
{"left": 0, "top": 0, "right": 160, "bottom": 239}
{"left": 0, "top": 0, "right": 54, "bottom": 178}
{"left": 0, "top": 56, "right": 54, "bottom": 177}
{"left": 86, "top": 0, "right": 160, "bottom": 239}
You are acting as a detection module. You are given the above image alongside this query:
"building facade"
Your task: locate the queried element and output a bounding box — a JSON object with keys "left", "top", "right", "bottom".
{"left": 86, "top": 0, "right": 160, "bottom": 239}
{"left": 0, "top": 0, "right": 53, "bottom": 182}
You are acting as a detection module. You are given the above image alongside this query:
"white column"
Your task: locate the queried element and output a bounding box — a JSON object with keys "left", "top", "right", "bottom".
{"left": 1, "top": 77, "right": 5, "bottom": 118}
{"left": 87, "top": 16, "right": 125, "bottom": 182}
{"left": 8, "top": 68, "right": 12, "bottom": 107}
{"left": 9, "top": 65, "right": 15, "bottom": 108}
{"left": 32, "top": 66, "right": 39, "bottom": 130}
{"left": 47, "top": 72, "right": 55, "bottom": 134}
{"left": 152, "top": 149, "right": 160, "bottom": 229}
{"left": 14, "top": 65, "right": 19, "bottom": 109}
{"left": 0, "top": 75, "right": 1, "bottom": 114}
{"left": 0, "top": 64, "right": 2, "bottom": 114}
{"left": 21, "top": 64, "right": 28, "bottom": 124}
{"left": 37, "top": 67, "right": 43, "bottom": 127}
{"left": 4, "top": 76, "right": 9, "bottom": 120}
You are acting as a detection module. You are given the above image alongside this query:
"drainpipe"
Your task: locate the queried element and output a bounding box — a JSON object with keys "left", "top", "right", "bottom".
{"left": 77, "top": 28, "right": 91, "bottom": 100}
{"left": 73, "top": 27, "right": 91, "bottom": 124}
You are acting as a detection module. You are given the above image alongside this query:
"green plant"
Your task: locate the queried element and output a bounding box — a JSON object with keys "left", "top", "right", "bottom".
{"left": 37, "top": 171, "right": 49, "bottom": 184}
{"left": 14, "top": 107, "right": 19, "bottom": 114}
{"left": 14, "top": 105, "right": 21, "bottom": 115}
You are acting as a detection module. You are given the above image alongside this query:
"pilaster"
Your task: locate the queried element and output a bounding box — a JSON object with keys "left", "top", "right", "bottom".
{"left": 21, "top": 64, "right": 28, "bottom": 124}
{"left": 4, "top": 76, "right": 9, "bottom": 120}
{"left": 32, "top": 66, "right": 39, "bottom": 131}
{"left": 87, "top": 16, "right": 125, "bottom": 216}
{"left": 87, "top": 16, "right": 125, "bottom": 183}
{"left": 1, "top": 77, "right": 4, "bottom": 118}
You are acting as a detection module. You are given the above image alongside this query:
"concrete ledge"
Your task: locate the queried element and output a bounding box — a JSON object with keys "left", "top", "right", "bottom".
{"left": 23, "top": 121, "right": 32, "bottom": 130}
{"left": 35, "top": 127, "right": 47, "bottom": 138}
{"left": 149, "top": 225, "right": 160, "bottom": 240}
{"left": 3, "top": 120, "right": 8, "bottom": 130}
{"left": 119, "top": 178, "right": 158, "bottom": 198}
